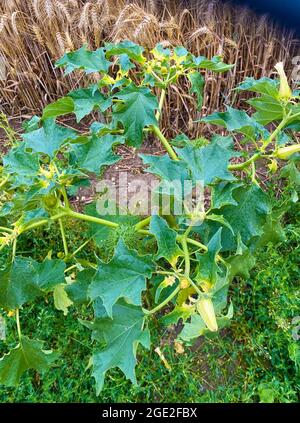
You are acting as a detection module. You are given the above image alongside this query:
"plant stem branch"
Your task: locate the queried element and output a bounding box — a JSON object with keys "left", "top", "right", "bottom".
{"left": 180, "top": 236, "right": 190, "bottom": 278}
{"left": 228, "top": 153, "right": 261, "bottom": 171}
{"left": 143, "top": 285, "right": 180, "bottom": 316}
{"left": 150, "top": 125, "right": 178, "bottom": 161}
{"left": 264, "top": 112, "right": 291, "bottom": 149}
{"left": 184, "top": 237, "right": 208, "bottom": 252}
{"left": 156, "top": 88, "right": 166, "bottom": 121}
{"left": 70, "top": 238, "right": 93, "bottom": 259}
{"left": 12, "top": 238, "right": 17, "bottom": 262}
{"left": 16, "top": 309, "right": 21, "bottom": 339}
{"left": 19, "top": 212, "right": 67, "bottom": 234}
{"left": 135, "top": 216, "right": 151, "bottom": 230}
{"left": 186, "top": 275, "right": 203, "bottom": 297}
{"left": 61, "top": 186, "right": 70, "bottom": 210}
{"left": 0, "top": 226, "right": 13, "bottom": 233}
{"left": 59, "top": 218, "right": 69, "bottom": 256}
{"left": 65, "top": 209, "right": 119, "bottom": 229}
{"left": 65, "top": 264, "right": 78, "bottom": 273}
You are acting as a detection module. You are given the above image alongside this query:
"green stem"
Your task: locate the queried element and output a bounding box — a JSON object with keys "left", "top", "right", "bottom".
{"left": 163, "top": 214, "right": 177, "bottom": 228}
{"left": 19, "top": 212, "right": 67, "bottom": 234}
{"left": 184, "top": 237, "right": 207, "bottom": 252}
{"left": 156, "top": 88, "right": 166, "bottom": 121}
{"left": 150, "top": 125, "right": 178, "bottom": 161}
{"left": 16, "top": 309, "right": 21, "bottom": 339}
{"left": 180, "top": 237, "right": 190, "bottom": 278}
{"left": 262, "top": 110, "right": 300, "bottom": 151}
{"left": 65, "top": 264, "right": 78, "bottom": 273}
{"left": 264, "top": 113, "right": 291, "bottom": 149}
{"left": 183, "top": 223, "right": 194, "bottom": 239}
{"left": 59, "top": 218, "right": 69, "bottom": 256}
{"left": 150, "top": 70, "right": 164, "bottom": 84}
{"left": 61, "top": 186, "right": 70, "bottom": 210}
{"left": 184, "top": 236, "right": 225, "bottom": 264}
{"left": 0, "top": 226, "right": 13, "bottom": 233}
{"left": 70, "top": 238, "right": 93, "bottom": 259}
{"left": 135, "top": 216, "right": 151, "bottom": 230}
{"left": 143, "top": 285, "right": 180, "bottom": 316}
{"left": 65, "top": 209, "right": 119, "bottom": 229}
{"left": 12, "top": 238, "right": 17, "bottom": 262}
{"left": 180, "top": 236, "right": 206, "bottom": 297}
{"left": 186, "top": 275, "right": 203, "bottom": 297}
{"left": 228, "top": 153, "right": 261, "bottom": 171}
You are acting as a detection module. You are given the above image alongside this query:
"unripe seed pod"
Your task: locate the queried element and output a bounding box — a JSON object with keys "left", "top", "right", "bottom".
{"left": 43, "top": 193, "right": 58, "bottom": 209}
{"left": 196, "top": 298, "right": 218, "bottom": 332}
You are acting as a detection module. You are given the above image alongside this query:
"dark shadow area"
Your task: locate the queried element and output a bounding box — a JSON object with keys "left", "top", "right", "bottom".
{"left": 228, "top": 0, "right": 300, "bottom": 35}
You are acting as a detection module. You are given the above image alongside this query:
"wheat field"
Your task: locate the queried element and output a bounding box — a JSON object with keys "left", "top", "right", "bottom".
{"left": 0, "top": 0, "right": 299, "bottom": 137}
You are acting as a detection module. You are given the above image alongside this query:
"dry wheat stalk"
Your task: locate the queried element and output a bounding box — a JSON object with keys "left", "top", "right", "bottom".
{"left": 0, "top": 0, "right": 298, "bottom": 140}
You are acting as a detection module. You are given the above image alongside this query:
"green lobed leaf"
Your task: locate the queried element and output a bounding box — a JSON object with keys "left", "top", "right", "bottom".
{"left": 55, "top": 46, "right": 111, "bottom": 75}
{"left": 193, "top": 55, "right": 234, "bottom": 72}
{"left": 23, "top": 119, "right": 78, "bottom": 158}
{"left": 65, "top": 268, "right": 95, "bottom": 305}
{"left": 69, "top": 87, "right": 112, "bottom": 122}
{"left": 248, "top": 95, "right": 283, "bottom": 125}
{"left": 104, "top": 40, "right": 145, "bottom": 63}
{"left": 205, "top": 214, "right": 234, "bottom": 234}
{"left": 175, "top": 135, "right": 237, "bottom": 185}
{"left": 140, "top": 153, "right": 189, "bottom": 182}
{"left": 22, "top": 115, "right": 41, "bottom": 132}
{"left": 139, "top": 153, "right": 190, "bottom": 202}
{"left": 3, "top": 143, "right": 40, "bottom": 183}
{"left": 149, "top": 215, "right": 182, "bottom": 265}
{"left": 236, "top": 77, "right": 279, "bottom": 98}
{"left": 178, "top": 314, "right": 207, "bottom": 343}
{"left": 113, "top": 83, "right": 158, "bottom": 147}
{"left": 201, "top": 106, "right": 267, "bottom": 139}
{"left": 160, "top": 304, "right": 195, "bottom": 326}
{"left": 227, "top": 233, "right": 256, "bottom": 281}
{"left": 42, "top": 87, "right": 112, "bottom": 123}
{"left": 281, "top": 162, "right": 300, "bottom": 188}
{"left": 86, "top": 299, "right": 150, "bottom": 394}
{"left": 211, "top": 181, "right": 244, "bottom": 209}
{"left": 254, "top": 210, "right": 286, "bottom": 248}
{"left": 0, "top": 336, "right": 57, "bottom": 387}
{"left": 88, "top": 239, "right": 154, "bottom": 317}
{"left": 188, "top": 71, "right": 205, "bottom": 110}
{"left": 84, "top": 203, "right": 140, "bottom": 250}
{"left": 0, "top": 257, "right": 66, "bottom": 310}
{"left": 196, "top": 185, "right": 271, "bottom": 251}
{"left": 32, "top": 258, "right": 66, "bottom": 291}
{"left": 42, "top": 97, "right": 75, "bottom": 121}
{"left": 71, "top": 133, "right": 124, "bottom": 174}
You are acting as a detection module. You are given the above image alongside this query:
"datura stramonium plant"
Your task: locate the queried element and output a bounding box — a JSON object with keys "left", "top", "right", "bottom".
{"left": 0, "top": 42, "right": 299, "bottom": 394}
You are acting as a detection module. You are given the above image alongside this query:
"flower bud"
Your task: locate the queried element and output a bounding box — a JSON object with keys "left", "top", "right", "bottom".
{"left": 275, "top": 62, "right": 292, "bottom": 100}
{"left": 276, "top": 144, "right": 300, "bottom": 160}
{"left": 268, "top": 159, "right": 278, "bottom": 173}
{"left": 196, "top": 298, "right": 218, "bottom": 332}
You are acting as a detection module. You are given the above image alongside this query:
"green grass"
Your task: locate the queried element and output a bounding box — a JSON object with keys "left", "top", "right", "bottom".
{"left": 0, "top": 215, "right": 299, "bottom": 403}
